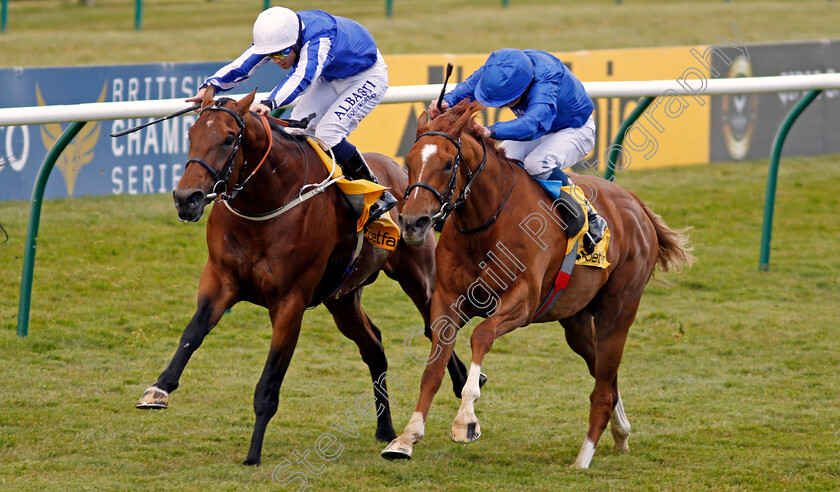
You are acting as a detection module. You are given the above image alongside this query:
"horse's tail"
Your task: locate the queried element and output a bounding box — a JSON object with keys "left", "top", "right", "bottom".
{"left": 633, "top": 193, "right": 696, "bottom": 274}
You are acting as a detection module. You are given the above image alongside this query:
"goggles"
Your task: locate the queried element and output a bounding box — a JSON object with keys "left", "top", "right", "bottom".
{"left": 269, "top": 48, "right": 293, "bottom": 60}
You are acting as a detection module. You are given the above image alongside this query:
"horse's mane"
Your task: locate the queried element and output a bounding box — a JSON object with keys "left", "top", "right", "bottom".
{"left": 211, "top": 97, "right": 305, "bottom": 142}
{"left": 429, "top": 100, "right": 518, "bottom": 166}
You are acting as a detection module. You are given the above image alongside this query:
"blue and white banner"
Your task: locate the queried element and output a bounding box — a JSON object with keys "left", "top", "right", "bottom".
{"left": 0, "top": 62, "right": 285, "bottom": 201}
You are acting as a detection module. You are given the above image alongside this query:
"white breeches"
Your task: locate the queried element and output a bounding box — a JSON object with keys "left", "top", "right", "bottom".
{"left": 499, "top": 115, "right": 596, "bottom": 178}
{"left": 289, "top": 51, "right": 389, "bottom": 148}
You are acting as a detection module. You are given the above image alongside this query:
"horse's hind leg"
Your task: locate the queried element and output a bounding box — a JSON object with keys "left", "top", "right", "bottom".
{"left": 324, "top": 289, "right": 397, "bottom": 443}
{"left": 560, "top": 311, "right": 631, "bottom": 453}
{"left": 570, "top": 298, "right": 640, "bottom": 469}
{"left": 137, "top": 269, "right": 236, "bottom": 409}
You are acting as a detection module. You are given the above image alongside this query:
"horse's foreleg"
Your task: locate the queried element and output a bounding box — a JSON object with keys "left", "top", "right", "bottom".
{"left": 243, "top": 296, "right": 306, "bottom": 466}
{"left": 451, "top": 287, "right": 528, "bottom": 444}
{"left": 610, "top": 389, "right": 631, "bottom": 452}
{"left": 572, "top": 297, "right": 639, "bottom": 469}
{"left": 389, "top": 242, "right": 470, "bottom": 398}
{"left": 381, "top": 296, "right": 464, "bottom": 460}
{"left": 137, "top": 270, "right": 235, "bottom": 409}
{"left": 324, "top": 290, "right": 396, "bottom": 443}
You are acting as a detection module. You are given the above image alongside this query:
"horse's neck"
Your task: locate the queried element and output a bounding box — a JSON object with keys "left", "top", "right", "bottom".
{"left": 451, "top": 136, "right": 514, "bottom": 231}
{"left": 234, "top": 129, "right": 332, "bottom": 214}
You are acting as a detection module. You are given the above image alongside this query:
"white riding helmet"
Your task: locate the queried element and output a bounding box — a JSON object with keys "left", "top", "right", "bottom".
{"left": 252, "top": 7, "right": 301, "bottom": 55}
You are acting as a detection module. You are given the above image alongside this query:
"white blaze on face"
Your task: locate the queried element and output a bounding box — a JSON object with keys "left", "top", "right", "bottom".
{"left": 414, "top": 144, "right": 438, "bottom": 199}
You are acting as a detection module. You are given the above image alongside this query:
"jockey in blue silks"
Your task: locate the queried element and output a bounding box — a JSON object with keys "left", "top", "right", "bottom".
{"left": 428, "top": 48, "right": 606, "bottom": 253}
{"left": 188, "top": 6, "right": 396, "bottom": 222}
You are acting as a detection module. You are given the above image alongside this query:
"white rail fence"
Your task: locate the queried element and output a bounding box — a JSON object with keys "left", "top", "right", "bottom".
{"left": 1, "top": 74, "right": 839, "bottom": 126}
{"left": 4, "top": 73, "right": 840, "bottom": 336}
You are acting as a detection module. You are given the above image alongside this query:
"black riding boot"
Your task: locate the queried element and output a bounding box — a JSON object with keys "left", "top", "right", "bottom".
{"left": 582, "top": 206, "right": 607, "bottom": 255}
{"left": 342, "top": 150, "right": 398, "bottom": 224}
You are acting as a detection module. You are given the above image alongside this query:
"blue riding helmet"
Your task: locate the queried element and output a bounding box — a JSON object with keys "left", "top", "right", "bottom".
{"left": 474, "top": 49, "right": 535, "bottom": 107}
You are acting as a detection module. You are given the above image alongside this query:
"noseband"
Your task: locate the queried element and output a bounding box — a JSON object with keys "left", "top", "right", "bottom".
{"left": 404, "top": 130, "right": 488, "bottom": 223}
{"left": 184, "top": 102, "right": 247, "bottom": 201}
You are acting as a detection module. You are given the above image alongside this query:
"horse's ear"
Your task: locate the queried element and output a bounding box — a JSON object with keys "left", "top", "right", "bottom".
{"left": 416, "top": 111, "right": 430, "bottom": 137}
{"left": 451, "top": 101, "right": 485, "bottom": 138}
{"left": 236, "top": 89, "right": 258, "bottom": 117}
{"left": 200, "top": 85, "right": 216, "bottom": 109}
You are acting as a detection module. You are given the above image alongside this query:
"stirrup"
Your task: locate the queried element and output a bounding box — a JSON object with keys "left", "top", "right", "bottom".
{"left": 366, "top": 191, "right": 398, "bottom": 225}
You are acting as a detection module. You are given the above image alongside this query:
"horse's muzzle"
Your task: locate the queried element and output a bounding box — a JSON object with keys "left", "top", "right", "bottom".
{"left": 173, "top": 188, "right": 209, "bottom": 222}
{"left": 398, "top": 213, "right": 432, "bottom": 246}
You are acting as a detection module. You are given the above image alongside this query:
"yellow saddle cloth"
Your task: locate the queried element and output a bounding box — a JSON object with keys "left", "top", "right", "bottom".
{"left": 562, "top": 184, "right": 610, "bottom": 269}
{"left": 306, "top": 138, "right": 401, "bottom": 251}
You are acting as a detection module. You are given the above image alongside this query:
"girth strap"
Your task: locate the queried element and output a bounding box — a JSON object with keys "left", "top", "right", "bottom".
{"left": 533, "top": 239, "right": 579, "bottom": 319}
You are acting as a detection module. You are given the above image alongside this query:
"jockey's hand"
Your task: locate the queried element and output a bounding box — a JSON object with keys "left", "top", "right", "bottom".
{"left": 251, "top": 103, "right": 272, "bottom": 116}
{"left": 186, "top": 87, "right": 208, "bottom": 105}
{"left": 470, "top": 121, "right": 491, "bottom": 139}
{"left": 427, "top": 100, "right": 449, "bottom": 119}
{"left": 186, "top": 86, "right": 215, "bottom": 110}
{"left": 184, "top": 86, "right": 216, "bottom": 107}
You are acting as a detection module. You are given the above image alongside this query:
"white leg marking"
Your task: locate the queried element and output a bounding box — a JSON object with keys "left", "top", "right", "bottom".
{"left": 404, "top": 411, "right": 426, "bottom": 443}
{"left": 571, "top": 438, "right": 596, "bottom": 469}
{"left": 382, "top": 411, "right": 425, "bottom": 459}
{"left": 451, "top": 363, "right": 483, "bottom": 442}
{"left": 455, "top": 363, "right": 482, "bottom": 422}
{"left": 610, "top": 391, "right": 631, "bottom": 452}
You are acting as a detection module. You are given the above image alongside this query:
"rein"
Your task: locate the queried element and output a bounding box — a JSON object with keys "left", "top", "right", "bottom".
{"left": 405, "top": 130, "right": 515, "bottom": 234}
{"left": 185, "top": 103, "right": 340, "bottom": 221}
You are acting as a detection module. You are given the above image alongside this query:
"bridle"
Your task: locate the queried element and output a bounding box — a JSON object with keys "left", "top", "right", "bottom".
{"left": 185, "top": 100, "right": 281, "bottom": 205}
{"left": 184, "top": 102, "right": 342, "bottom": 221}
{"left": 404, "top": 129, "right": 515, "bottom": 234}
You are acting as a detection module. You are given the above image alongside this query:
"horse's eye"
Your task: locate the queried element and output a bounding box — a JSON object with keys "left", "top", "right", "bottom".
{"left": 443, "top": 159, "right": 454, "bottom": 171}
{"left": 224, "top": 134, "right": 235, "bottom": 146}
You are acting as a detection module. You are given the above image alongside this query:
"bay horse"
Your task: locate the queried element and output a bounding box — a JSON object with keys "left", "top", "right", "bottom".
{"left": 382, "top": 101, "right": 694, "bottom": 468}
{"left": 135, "top": 89, "right": 471, "bottom": 466}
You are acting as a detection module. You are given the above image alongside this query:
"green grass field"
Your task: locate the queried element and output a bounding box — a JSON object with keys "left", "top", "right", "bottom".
{"left": 1, "top": 0, "right": 839, "bottom": 66}
{"left": 2, "top": 0, "right": 840, "bottom": 490}
{"left": 1, "top": 156, "right": 839, "bottom": 490}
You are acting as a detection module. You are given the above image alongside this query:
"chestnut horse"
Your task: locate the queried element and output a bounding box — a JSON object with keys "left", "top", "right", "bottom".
{"left": 135, "top": 90, "right": 471, "bottom": 466}
{"left": 382, "top": 101, "right": 694, "bottom": 468}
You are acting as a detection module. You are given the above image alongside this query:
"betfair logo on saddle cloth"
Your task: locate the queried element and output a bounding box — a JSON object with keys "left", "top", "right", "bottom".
{"left": 563, "top": 185, "right": 610, "bottom": 269}
{"left": 305, "top": 138, "right": 401, "bottom": 251}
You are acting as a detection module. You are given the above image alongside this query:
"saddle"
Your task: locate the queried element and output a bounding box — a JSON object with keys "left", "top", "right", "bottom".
{"left": 531, "top": 176, "right": 587, "bottom": 244}
{"left": 305, "top": 138, "right": 401, "bottom": 251}
{"left": 532, "top": 175, "right": 611, "bottom": 270}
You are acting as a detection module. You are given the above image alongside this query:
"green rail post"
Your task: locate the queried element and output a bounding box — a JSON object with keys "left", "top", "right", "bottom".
{"left": 135, "top": 0, "right": 142, "bottom": 31}
{"left": 604, "top": 96, "right": 656, "bottom": 181}
{"left": 759, "top": 89, "right": 821, "bottom": 271}
{"left": 2, "top": 0, "right": 8, "bottom": 33}
{"left": 264, "top": 0, "right": 270, "bottom": 10}
{"left": 385, "top": 0, "right": 393, "bottom": 18}
{"left": 16, "top": 121, "right": 87, "bottom": 337}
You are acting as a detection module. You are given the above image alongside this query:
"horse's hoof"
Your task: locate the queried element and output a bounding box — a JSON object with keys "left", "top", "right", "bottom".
{"left": 135, "top": 386, "right": 169, "bottom": 409}
{"left": 478, "top": 372, "right": 488, "bottom": 388}
{"left": 450, "top": 421, "right": 481, "bottom": 443}
{"left": 381, "top": 439, "right": 412, "bottom": 460}
{"left": 613, "top": 441, "right": 630, "bottom": 452}
{"left": 242, "top": 457, "right": 261, "bottom": 466}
